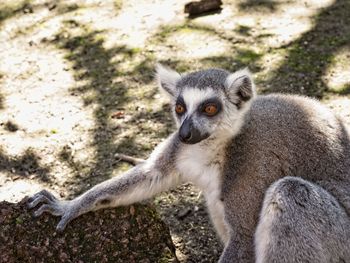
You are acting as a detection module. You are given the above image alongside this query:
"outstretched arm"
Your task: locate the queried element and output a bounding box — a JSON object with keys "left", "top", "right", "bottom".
{"left": 28, "top": 133, "right": 182, "bottom": 231}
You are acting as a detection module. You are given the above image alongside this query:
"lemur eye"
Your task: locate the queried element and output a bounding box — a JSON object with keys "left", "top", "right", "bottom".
{"left": 175, "top": 104, "right": 185, "bottom": 115}
{"left": 204, "top": 104, "right": 218, "bottom": 116}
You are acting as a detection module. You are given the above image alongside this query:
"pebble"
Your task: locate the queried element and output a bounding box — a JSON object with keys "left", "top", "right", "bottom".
{"left": 177, "top": 207, "right": 192, "bottom": 220}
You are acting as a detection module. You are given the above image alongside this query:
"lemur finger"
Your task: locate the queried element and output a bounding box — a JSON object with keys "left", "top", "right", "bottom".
{"left": 27, "top": 189, "right": 57, "bottom": 204}
{"left": 33, "top": 204, "right": 58, "bottom": 217}
{"left": 37, "top": 189, "right": 57, "bottom": 201}
{"left": 56, "top": 214, "right": 73, "bottom": 232}
{"left": 27, "top": 192, "right": 43, "bottom": 203}
{"left": 27, "top": 195, "right": 53, "bottom": 209}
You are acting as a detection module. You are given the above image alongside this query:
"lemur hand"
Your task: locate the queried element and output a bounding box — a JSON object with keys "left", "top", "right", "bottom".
{"left": 27, "top": 190, "right": 79, "bottom": 232}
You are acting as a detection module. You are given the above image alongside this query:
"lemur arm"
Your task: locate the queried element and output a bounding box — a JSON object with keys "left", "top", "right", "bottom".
{"left": 27, "top": 133, "right": 181, "bottom": 231}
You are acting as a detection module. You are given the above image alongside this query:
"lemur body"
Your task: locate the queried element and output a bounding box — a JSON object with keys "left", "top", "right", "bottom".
{"left": 28, "top": 65, "right": 350, "bottom": 262}
{"left": 221, "top": 95, "right": 350, "bottom": 262}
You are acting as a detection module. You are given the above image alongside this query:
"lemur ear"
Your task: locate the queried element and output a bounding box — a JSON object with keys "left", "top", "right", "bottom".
{"left": 156, "top": 63, "right": 181, "bottom": 98}
{"left": 225, "top": 68, "right": 256, "bottom": 106}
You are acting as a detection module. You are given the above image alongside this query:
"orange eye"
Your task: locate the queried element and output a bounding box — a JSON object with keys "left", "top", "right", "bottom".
{"left": 175, "top": 104, "right": 185, "bottom": 114}
{"left": 204, "top": 104, "right": 218, "bottom": 116}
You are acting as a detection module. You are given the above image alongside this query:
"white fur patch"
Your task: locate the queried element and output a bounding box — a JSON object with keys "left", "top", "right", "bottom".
{"left": 225, "top": 68, "right": 256, "bottom": 95}
{"left": 254, "top": 182, "right": 281, "bottom": 263}
{"left": 217, "top": 97, "right": 253, "bottom": 140}
{"left": 176, "top": 139, "right": 230, "bottom": 244}
{"left": 156, "top": 64, "right": 181, "bottom": 97}
{"left": 182, "top": 88, "right": 216, "bottom": 114}
{"left": 206, "top": 192, "right": 230, "bottom": 244}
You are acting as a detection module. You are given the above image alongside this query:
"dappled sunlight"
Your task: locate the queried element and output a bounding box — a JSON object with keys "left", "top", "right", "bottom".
{"left": 0, "top": 45, "right": 94, "bottom": 153}
{"left": 259, "top": 0, "right": 335, "bottom": 47}
{"left": 0, "top": 16, "right": 96, "bottom": 195}
{"left": 165, "top": 27, "right": 231, "bottom": 60}
{"left": 324, "top": 95, "right": 350, "bottom": 127}
{"left": 323, "top": 47, "right": 350, "bottom": 93}
{"left": 194, "top": 0, "right": 335, "bottom": 48}
{"left": 93, "top": 0, "right": 186, "bottom": 49}
{"left": 44, "top": 23, "right": 174, "bottom": 196}
{"left": 255, "top": 49, "right": 289, "bottom": 85}
{"left": 0, "top": 0, "right": 31, "bottom": 26}
{"left": 15, "top": 0, "right": 189, "bottom": 51}
{"left": 0, "top": 179, "right": 50, "bottom": 202}
{"left": 0, "top": 0, "right": 348, "bottom": 196}
{"left": 0, "top": 146, "right": 52, "bottom": 201}
{"left": 263, "top": 0, "right": 350, "bottom": 97}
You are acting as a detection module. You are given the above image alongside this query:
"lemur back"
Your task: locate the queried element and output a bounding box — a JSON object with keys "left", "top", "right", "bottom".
{"left": 221, "top": 94, "right": 350, "bottom": 262}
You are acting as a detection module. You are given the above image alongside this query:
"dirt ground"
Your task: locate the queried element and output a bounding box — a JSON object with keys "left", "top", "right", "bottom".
{"left": 0, "top": 0, "right": 349, "bottom": 262}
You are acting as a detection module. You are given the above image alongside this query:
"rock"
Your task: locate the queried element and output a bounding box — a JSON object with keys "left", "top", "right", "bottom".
{"left": 184, "top": 0, "right": 223, "bottom": 16}
{"left": 0, "top": 198, "right": 177, "bottom": 263}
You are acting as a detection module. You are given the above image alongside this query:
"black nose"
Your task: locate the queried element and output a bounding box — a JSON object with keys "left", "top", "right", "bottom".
{"left": 179, "top": 118, "right": 206, "bottom": 144}
{"left": 179, "top": 130, "right": 192, "bottom": 142}
{"left": 179, "top": 120, "right": 192, "bottom": 143}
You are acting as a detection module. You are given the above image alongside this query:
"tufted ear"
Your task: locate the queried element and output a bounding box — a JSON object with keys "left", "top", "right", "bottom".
{"left": 225, "top": 68, "right": 256, "bottom": 107}
{"left": 156, "top": 64, "right": 181, "bottom": 98}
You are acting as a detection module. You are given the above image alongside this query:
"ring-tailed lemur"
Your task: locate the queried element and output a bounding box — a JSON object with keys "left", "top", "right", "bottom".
{"left": 28, "top": 65, "right": 350, "bottom": 262}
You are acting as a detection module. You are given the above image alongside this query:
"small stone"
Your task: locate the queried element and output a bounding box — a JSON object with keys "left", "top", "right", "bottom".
{"left": 177, "top": 207, "right": 192, "bottom": 220}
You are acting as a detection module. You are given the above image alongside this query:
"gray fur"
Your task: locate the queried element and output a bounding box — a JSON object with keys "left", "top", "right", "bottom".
{"left": 29, "top": 65, "right": 350, "bottom": 262}
{"left": 177, "top": 68, "right": 229, "bottom": 91}
{"left": 29, "top": 133, "right": 181, "bottom": 232}
{"left": 256, "top": 177, "right": 350, "bottom": 263}
{"left": 220, "top": 94, "right": 350, "bottom": 262}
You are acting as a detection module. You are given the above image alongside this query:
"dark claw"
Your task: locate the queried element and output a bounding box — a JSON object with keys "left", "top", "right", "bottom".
{"left": 56, "top": 225, "right": 65, "bottom": 233}
{"left": 33, "top": 211, "right": 41, "bottom": 218}
{"left": 56, "top": 217, "right": 69, "bottom": 232}
{"left": 28, "top": 196, "right": 51, "bottom": 209}
{"left": 27, "top": 190, "right": 57, "bottom": 209}
{"left": 38, "top": 189, "right": 57, "bottom": 201}
{"left": 27, "top": 197, "right": 34, "bottom": 205}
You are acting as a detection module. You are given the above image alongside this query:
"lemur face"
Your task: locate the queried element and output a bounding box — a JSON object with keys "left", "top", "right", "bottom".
{"left": 156, "top": 64, "right": 256, "bottom": 145}
{"left": 174, "top": 87, "right": 224, "bottom": 144}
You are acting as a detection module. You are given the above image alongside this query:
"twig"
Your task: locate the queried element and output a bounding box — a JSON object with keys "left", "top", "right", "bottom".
{"left": 115, "top": 153, "right": 145, "bottom": 166}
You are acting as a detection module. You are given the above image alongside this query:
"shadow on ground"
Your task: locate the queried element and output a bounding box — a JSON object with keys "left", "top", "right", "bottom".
{"left": 0, "top": 0, "right": 32, "bottom": 26}
{"left": 51, "top": 21, "right": 171, "bottom": 196}
{"left": 153, "top": 22, "right": 263, "bottom": 73}
{"left": 51, "top": 0, "right": 350, "bottom": 195}
{"left": 335, "top": 83, "right": 350, "bottom": 95}
{"left": 0, "top": 148, "right": 51, "bottom": 183}
{"left": 156, "top": 184, "right": 223, "bottom": 261}
{"left": 265, "top": 0, "right": 350, "bottom": 98}
{"left": 238, "top": 0, "right": 281, "bottom": 12}
{"left": 1, "top": 0, "right": 349, "bottom": 196}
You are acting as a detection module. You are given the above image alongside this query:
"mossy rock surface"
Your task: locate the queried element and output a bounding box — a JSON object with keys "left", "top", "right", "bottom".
{"left": 0, "top": 198, "right": 176, "bottom": 263}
